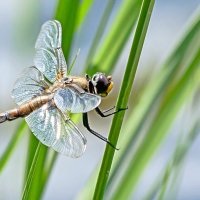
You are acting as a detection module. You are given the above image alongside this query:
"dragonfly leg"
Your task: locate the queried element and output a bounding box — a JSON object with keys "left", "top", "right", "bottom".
{"left": 82, "top": 113, "right": 118, "bottom": 150}
{"left": 85, "top": 74, "right": 90, "bottom": 81}
{"left": 102, "top": 106, "right": 116, "bottom": 113}
{"left": 95, "top": 106, "right": 128, "bottom": 118}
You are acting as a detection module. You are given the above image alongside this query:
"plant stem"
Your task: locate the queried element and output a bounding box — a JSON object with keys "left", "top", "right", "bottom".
{"left": 93, "top": 0, "right": 155, "bottom": 199}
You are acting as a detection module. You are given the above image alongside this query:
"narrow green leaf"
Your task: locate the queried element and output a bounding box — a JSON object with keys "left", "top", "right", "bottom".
{"left": 157, "top": 164, "right": 172, "bottom": 200}
{"left": 93, "top": 0, "right": 155, "bottom": 199}
{"left": 23, "top": 131, "right": 48, "bottom": 199}
{"left": 22, "top": 142, "right": 42, "bottom": 200}
{"left": 85, "top": 0, "right": 116, "bottom": 71}
{"left": 107, "top": 8, "right": 200, "bottom": 189}
{"left": 142, "top": 158, "right": 174, "bottom": 200}
{"left": 0, "top": 121, "right": 27, "bottom": 172}
{"left": 24, "top": 143, "right": 48, "bottom": 200}
{"left": 40, "top": 151, "right": 58, "bottom": 190}
{"left": 77, "top": 1, "right": 143, "bottom": 198}
{"left": 76, "top": 0, "right": 94, "bottom": 30}
{"left": 24, "top": 133, "right": 40, "bottom": 183}
{"left": 77, "top": 5, "right": 200, "bottom": 200}
{"left": 111, "top": 46, "right": 200, "bottom": 200}
{"left": 88, "top": 0, "right": 142, "bottom": 75}
{"left": 161, "top": 122, "right": 200, "bottom": 200}
{"left": 144, "top": 122, "right": 200, "bottom": 200}
{"left": 55, "top": 0, "right": 80, "bottom": 60}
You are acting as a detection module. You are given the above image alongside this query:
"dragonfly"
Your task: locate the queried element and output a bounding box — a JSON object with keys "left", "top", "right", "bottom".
{"left": 0, "top": 20, "right": 126, "bottom": 158}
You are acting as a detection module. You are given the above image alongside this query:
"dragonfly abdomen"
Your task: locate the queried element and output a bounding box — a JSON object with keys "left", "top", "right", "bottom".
{"left": 0, "top": 95, "right": 52, "bottom": 123}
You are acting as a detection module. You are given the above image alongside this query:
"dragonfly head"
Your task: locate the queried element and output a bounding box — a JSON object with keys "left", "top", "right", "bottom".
{"left": 92, "top": 73, "right": 113, "bottom": 97}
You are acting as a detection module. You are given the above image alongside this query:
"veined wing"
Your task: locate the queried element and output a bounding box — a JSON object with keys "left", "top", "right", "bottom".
{"left": 34, "top": 20, "right": 67, "bottom": 83}
{"left": 54, "top": 87, "right": 101, "bottom": 113}
{"left": 25, "top": 103, "right": 86, "bottom": 158}
{"left": 12, "top": 66, "right": 49, "bottom": 105}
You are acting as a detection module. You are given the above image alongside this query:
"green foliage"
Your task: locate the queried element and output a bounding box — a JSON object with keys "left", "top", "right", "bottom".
{"left": 111, "top": 47, "right": 200, "bottom": 200}
{"left": 88, "top": 0, "right": 142, "bottom": 75}
{"left": 1, "top": 0, "right": 200, "bottom": 200}
{"left": 78, "top": 2, "right": 200, "bottom": 200}
{"left": 76, "top": 0, "right": 94, "bottom": 30}
{"left": 55, "top": 0, "right": 80, "bottom": 60}
{"left": 85, "top": 0, "right": 116, "bottom": 72}
{"left": 0, "top": 121, "right": 27, "bottom": 172}
{"left": 22, "top": 142, "right": 42, "bottom": 200}
{"left": 143, "top": 121, "right": 200, "bottom": 200}
{"left": 93, "top": 0, "right": 155, "bottom": 199}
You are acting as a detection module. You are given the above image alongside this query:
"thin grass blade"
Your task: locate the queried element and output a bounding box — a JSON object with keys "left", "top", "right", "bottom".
{"left": 55, "top": 0, "right": 80, "bottom": 60}
{"left": 22, "top": 142, "right": 42, "bottom": 200}
{"left": 0, "top": 121, "right": 27, "bottom": 172}
{"left": 76, "top": 0, "right": 94, "bottom": 30}
{"left": 93, "top": 0, "right": 155, "bottom": 199}
{"left": 88, "top": 0, "right": 142, "bottom": 75}
{"left": 111, "top": 44, "right": 200, "bottom": 199}
{"left": 85, "top": 0, "right": 116, "bottom": 71}
{"left": 24, "top": 133, "right": 40, "bottom": 183}
{"left": 143, "top": 121, "right": 200, "bottom": 200}
{"left": 107, "top": 8, "right": 200, "bottom": 189}
{"left": 159, "top": 122, "right": 200, "bottom": 200}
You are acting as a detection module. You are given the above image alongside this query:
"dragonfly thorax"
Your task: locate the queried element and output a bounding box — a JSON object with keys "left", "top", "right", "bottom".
{"left": 45, "top": 81, "right": 65, "bottom": 94}
{"left": 0, "top": 20, "right": 122, "bottom": 158}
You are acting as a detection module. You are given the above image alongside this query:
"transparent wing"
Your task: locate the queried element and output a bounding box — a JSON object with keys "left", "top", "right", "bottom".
{"left": 34, "top": 20, "right": 67, "bottom": 83}
{"left": 25, "top": 103, "right": 86, "bottom": 158}
{"left": 11, "top": 66, "right": 49, "bottom": 105}
{"left": 35, "top": 20, "right": 61, "bottom": 50}
{"left": 54, "top": 87, "right": 101, "bottom": 113}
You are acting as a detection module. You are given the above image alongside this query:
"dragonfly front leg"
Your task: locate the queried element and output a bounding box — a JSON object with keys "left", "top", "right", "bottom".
{"left": 82, "top": 112, "right": 118, "bottom": 150}
{"left": 95, "top": 106, "right": 128, "bottom": 118}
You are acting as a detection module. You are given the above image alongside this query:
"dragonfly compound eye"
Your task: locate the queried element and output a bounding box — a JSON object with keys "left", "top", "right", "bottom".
{"left": 92, "top": 73, "right": 113, "bottom": 97}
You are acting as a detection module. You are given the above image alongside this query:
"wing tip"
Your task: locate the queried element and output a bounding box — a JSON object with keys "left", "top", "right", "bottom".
{"left": 35, "top": 19, "right": 62, "bottom": 49}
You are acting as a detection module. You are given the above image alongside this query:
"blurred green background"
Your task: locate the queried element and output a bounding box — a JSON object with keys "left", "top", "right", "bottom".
{"left": 0, "top": 0, "right": 200, "bottom": 199}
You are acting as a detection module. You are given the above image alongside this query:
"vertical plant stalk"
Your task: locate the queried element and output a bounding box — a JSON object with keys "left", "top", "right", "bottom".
{"left": 106, "top": 9, "right": 200, "bottom": 191}
{"left": 55, "top": 0, "right": 80, "bottom": 60}
{"left": 77, "top": 1, "right": 143, "bottom": 199}
{"left": 111, "top": 46, "right": 200, "bottom": 200}
{"left": 85, "top": 0, "right": 116, "bottom": 71}
{"left": 160, "top": 122, "right": 200, "bottom": 200}
{"left": 76, "top": 0, "right": 94, "bottom": 30}
{"left": 24, "top": 133, "right": 41, "bottom": 183}
{"left": 0, "top": 121, "right": 27, "bottom": 172}
{"left": 22, "top": 142, "right": 42, "bottom": 200}
{"left": 93, "top": 0, "right": 155, "bottom": 199}
{"left": 91, "top": 0, "right": 142, "bottom": 74}
{"left": 144, "top": 122, "right": 200, "bottom": 200}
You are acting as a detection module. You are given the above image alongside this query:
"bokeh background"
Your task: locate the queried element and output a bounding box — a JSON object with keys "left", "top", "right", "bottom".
{"left": 0, "top": 0, "right": 200, "bottom": 199}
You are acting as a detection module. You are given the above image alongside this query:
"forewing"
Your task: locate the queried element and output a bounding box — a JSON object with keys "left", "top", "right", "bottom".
{"left": 34, "top": 20, "right": 67, "bottom": 83}
{"left": 35, "top": 20, "right": 61, "bottom": 50}
{"left": 25, "top": 104, "right": 87, "bottom": 158}
{"left": 54, "top": 87, "right": 101, "bottom": 113}
{"left": 12, "top": 66, "right": 49, "bottom": 105}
